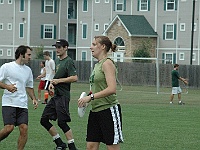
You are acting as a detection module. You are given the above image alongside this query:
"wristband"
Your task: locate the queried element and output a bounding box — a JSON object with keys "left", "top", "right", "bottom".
{"left": 90, "top": 94, "right": 94, "bottom": 100}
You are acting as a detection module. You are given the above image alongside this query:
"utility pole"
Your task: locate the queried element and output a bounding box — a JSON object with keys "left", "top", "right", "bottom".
{"left": 190, "top": 0, "right": 195, "bottom": 65}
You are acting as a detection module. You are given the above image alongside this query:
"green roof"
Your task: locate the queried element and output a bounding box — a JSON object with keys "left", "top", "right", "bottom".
{"left": 117, "top": 15, "right": 157, "bottom": 37}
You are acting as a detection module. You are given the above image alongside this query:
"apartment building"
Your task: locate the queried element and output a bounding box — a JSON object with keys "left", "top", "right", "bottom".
{"left": 0, "top": 0, "right": 199, "bottom": 65}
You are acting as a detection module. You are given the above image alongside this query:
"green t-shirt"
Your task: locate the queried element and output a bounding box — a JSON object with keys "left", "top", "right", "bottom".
{"left": 54, "top": 56, "right": 77, "bottom": 98}
{"left": 171, "top": 70, "right": 180, "bottom": 87}
{"left": 89, "top": 58, "right": 118, "bottom": 112}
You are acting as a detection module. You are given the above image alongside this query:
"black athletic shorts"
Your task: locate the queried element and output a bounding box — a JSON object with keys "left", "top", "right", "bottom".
{"left": 44, "top": 80, "right": 51, "bottom": 91}
{"left": 86, "top": 104, "right": 124, "bottom": 145}
{"left": 2, "top": 106, "right": 28, "bottom": 126}
{"left": 41, "top": 95, "right": 71, "bottom": 122}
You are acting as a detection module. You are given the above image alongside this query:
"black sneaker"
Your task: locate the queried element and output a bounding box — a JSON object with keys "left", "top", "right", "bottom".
{"left": 178, "top": 101, "right": 185, "bottom": 105}
{"left": 55, "top": 143, "right": 67, "bottom": 150}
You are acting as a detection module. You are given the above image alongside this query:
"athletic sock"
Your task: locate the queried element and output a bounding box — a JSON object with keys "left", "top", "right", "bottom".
{"left": 53, "top": 134, "right": 63, "bottom": 146}
{"left": 68, "top": 142, "right": 77, "bottom": 150}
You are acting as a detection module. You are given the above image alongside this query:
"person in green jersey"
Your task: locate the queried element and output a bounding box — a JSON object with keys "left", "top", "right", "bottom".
{"left": 170, "top": 64, "right": 188, "bottom": 105}
{"left": 40, "top": 39, "right": 78, "bottom": 150}
{"left": 78, "top": 36, "right": 123, "bottom": 150}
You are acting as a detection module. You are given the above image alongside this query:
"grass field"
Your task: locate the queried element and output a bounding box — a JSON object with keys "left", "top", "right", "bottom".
{"left": 0, "top": 82, "right": 200, "bottom": 150}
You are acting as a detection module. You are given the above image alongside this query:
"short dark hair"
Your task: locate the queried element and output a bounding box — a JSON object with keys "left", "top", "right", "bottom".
{"left": 43, "top": 51, "right": 50, "bottom": 56}
{"left": 174, "top": 64, "right": 179, "bottom": 68}
{"left": 41, "top": 61, "right": 45, "bottom": 66}
{"left": 15, "top": 45, "right": 31, "bottom": 60}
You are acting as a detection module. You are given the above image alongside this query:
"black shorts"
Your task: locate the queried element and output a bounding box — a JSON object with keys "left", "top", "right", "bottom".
{"left": 2, "top": 106, "right": 28, "bottom": 126}
{"left": 41, "top": 95, "right": 71, "bottom": 122}
{"left": 44, "top": 80, "right": 51, "bottom": 91}
{"left": 86, "top": 104, "right": 124, "bottom": 145}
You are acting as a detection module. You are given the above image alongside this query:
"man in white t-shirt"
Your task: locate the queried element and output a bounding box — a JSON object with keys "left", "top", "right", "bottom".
{"left": 42, "top": 51, "right": 55, "bottom": 104}
{"left": 0, "top": 45, "right": 38, "bottom": 150}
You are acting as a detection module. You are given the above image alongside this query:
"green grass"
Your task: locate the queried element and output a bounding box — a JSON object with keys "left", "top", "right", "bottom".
{"left": 0, "top": 82, "right": 200, "bottom": 150}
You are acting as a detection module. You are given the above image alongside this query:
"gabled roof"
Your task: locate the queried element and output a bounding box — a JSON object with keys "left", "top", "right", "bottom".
{"left": 103, "top": 15, "right": 157, "bottom": 37}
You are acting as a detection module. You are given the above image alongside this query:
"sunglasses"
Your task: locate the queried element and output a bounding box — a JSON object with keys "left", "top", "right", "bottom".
{"left": 56, "top": 46, "right": 62, "bottom": 49}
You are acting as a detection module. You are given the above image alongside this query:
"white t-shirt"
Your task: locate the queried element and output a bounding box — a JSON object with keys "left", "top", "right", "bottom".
{"left": 45, "top": 59, "right": 55, "bottom": 81}
{"left": 0, "top": 61, "right": 34, "bottom": 109}
{"left": 40, "top": 67, "right": 45, "bottom": 81}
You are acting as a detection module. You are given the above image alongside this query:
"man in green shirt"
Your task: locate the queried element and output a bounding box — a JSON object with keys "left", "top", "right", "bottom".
{"left": 170, "top": 64, "right": 188, "bottom": 105}
{"left": 40, "top": 39, "right": 78, "bottom": 150}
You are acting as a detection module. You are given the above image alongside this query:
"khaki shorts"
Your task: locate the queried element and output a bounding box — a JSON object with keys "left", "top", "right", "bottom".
{"left": 172, "top": 86, "right": 182, "bottom": 94}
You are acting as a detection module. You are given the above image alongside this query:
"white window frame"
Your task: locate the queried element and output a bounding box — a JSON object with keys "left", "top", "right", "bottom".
{"left": 105, "top": 0, "right": 109, "bottom": 3}
{"left": 165, "top": 23, "right": 174, "bottom": 40}
{"left": 192, "top": 53, "right": 196, "bottom": 61}
{"left": 116, "top": 0, "right": 124, "bottom": 11}
{"left": 82, "top": 23, "right": 87, "bottom": 39}
{"left": 44, "top": 0, "right": 54, "bottom": 13}
{"left": 95, "top": 0, "right": 100, "bottom": 3}
{"left": 113, "top": 51, "right": 124, "bottom": 62}
{"left": 104, "top": 23, "right": 109, "bottom": 30}
{"left": 0, "top": 23, "right": 3, "bottom": 30}
{"left": 165, "top": 53, "right": 173, "bottom": 64}
{"left": 19, "top": 0, "right": 25, "bottom": 12}
{"left": 0, "top": 0, "right": 4, "bottom": 4}
{"left": 0, "top": 49, "right": 3, "bottom": 56}
{"left": 81, "top": 51, "right": 87, "bottom": 61}
{"left": 94, "top": 23, "right": 99, "bottom": 31}
{"left": 180, "top": 23, "right": 185, "bottom": 31}
{"left": 82, "top": 0, "right": 88, "bottom": 12}
{"left": 7, "top": 23, "right": 12, "bottom": 30}
{"left": 43, "top": 24, "right": 54, "bottom": 39}
{"left": 7, "top": 49, "right": 11, "bottom": 56}
{"left": 166, "top": 0, "right": 175, "bottom": 11}
{"left": 179, "top": 52, "right": 184, "bottom": 60}
{"left": 19, "top": 23, "right": 24, "bottom": 38}
{"left": 140, "top": 0, "right": 148, "bottom": 11}
{"left": 191, "top": 23, "right": 197, "bottom": 31}
{"left": 8, "top": 0, "right": 12, "bottom": 4}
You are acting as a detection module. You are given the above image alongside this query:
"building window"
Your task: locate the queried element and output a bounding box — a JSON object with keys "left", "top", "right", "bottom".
{"left": 192, "top": 53, "right": 196, "bottom": 61}
{"left": 19, "top": 23, "right": 24, "bottom": 38}
{"left": 165, "top": 0, "right": 176, "bottom": 11}
{"left": 115, "top": 0, "right": 124, "bottom": 11}
{"left": 105, "top": 0, "right": 109, "bottom": 3}
{"left": 139, "top": 0, "right": 149, "bottom": 11}
{"left": 191, "top": 23, "right": 197, "bottom": 31}
{"left": 180, "top": 23, "right": 185, "bottom": 31}
{"left": 0, "top": 0, "right": 4, "bottom": 4}
{"left": 104, "top": 23, "right": 109, "bottom": 30}
{"left": 83, "top": 0, "right": 88, "bottom": 12}
{"left": 164, "top": 23, "right": 176, "bottom": 40}
{"left": 81, "top": 51, "right": 87, "bottom": 61}
{"left": 45, "top": 0, "right": 54, "bottom": 13}
{"left": 44, "top": 24, "right": 54, "bottom": 39}
{"left": 95, "top": 0, "right": 100, "bottom": 3}
{"left": 0, "top": 49, "right": 3, "bottom": 56}
{"left": 94, "top": 24, "right": 99, "bottom": 31}
{"left": 20, "top": 0, "right": 25, "bottom": 12}
{"left": 7, "top": 23, "right": 12, "bottom": 30}
{"left": 8, "top": 0, "right": 12, "bottom": 4}
{"left": 179, "top": 53, "right": 184, "bottom": 60}
{"left": 165, "top": 53, "right": 173, "bottom": 64}
{"left": 7, "top": 49, "right": 11, "bottom": 56}
{"left": 82, "top": 24, "right": 87, "bottom": 39}
{"left": 0, "top": 23, "right": 3, "bottom": 30}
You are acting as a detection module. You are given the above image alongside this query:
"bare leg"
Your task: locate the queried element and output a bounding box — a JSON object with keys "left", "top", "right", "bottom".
{"left": 170, "top": 94, "right": 174, "bottom": 102}
{"left": 38, "top": 89, "right": 41, "bottom": 100}
{"left": 48, "top": 126, "right": 58, "bottom": 136}
{"left": 178, "top": 93, "right": 181, "bottom": 101}
{"left": 18, "top": 124, "right": 28, "bottom": 150}
{"left": 64, "top": 129, "right": 73, "bottom": 140}
{"left": 107, "top": 144, "right": 120, "bottom": 150}
{"left": 87, "top": 142, "right": 100, "bottom": 150}
{"left": 0, "top": 125, "right": 14, "bottom": 141}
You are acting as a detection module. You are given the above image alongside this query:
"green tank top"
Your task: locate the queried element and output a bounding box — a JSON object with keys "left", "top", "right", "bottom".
{"left": 89, "top": 58, "right": 118, "bottom": 112}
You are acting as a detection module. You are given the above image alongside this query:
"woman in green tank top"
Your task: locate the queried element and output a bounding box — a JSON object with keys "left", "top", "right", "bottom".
{"left": 78, "top": 36, "right": 123, "bottom": 150}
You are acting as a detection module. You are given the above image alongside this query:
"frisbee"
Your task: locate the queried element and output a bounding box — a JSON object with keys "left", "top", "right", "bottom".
{"left": 78, "top": 92, "right": 88, "bottom": 117}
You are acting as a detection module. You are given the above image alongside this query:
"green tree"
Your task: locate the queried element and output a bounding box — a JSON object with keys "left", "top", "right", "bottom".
{"left": 133, "top": 39, "right": 152, "bottom": 63}
{"left": 33, "top": 45, "right": 44, "bottom": 59}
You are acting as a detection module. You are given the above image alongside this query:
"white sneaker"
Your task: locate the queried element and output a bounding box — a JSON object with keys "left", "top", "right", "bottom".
{"left": 38, "top": 99, "right": 41, "bottom": 102}
{"left": 78, "top": 92, "right": 88, "bottom": 117}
